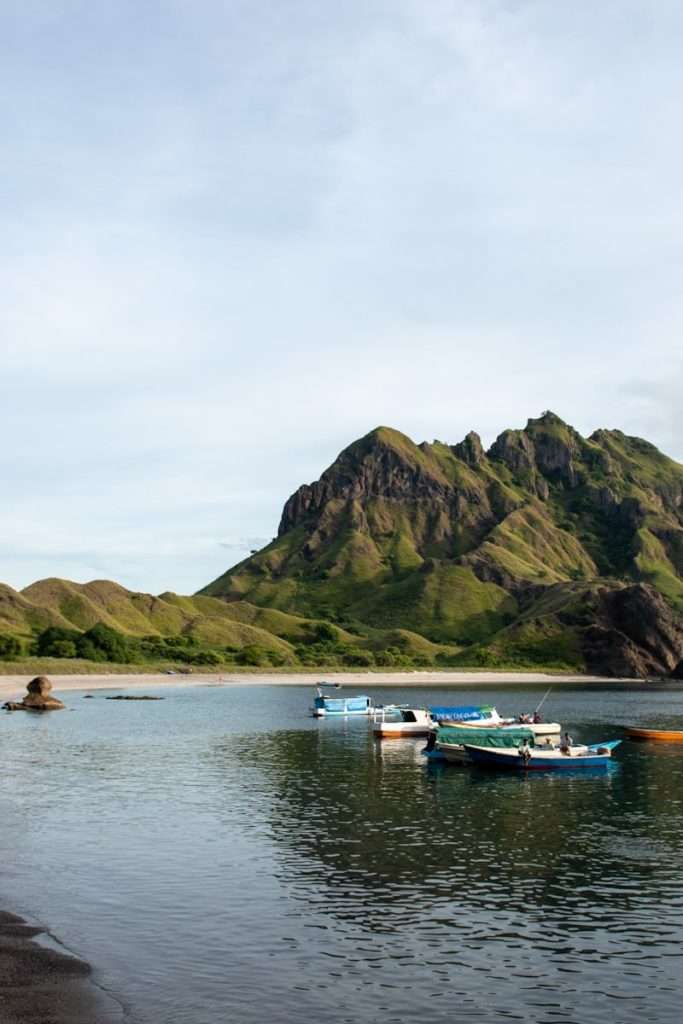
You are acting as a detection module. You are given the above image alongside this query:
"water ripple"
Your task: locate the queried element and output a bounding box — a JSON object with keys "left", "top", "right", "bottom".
{"left": 2, "top": 683, "right": 683, "bottom": 1022}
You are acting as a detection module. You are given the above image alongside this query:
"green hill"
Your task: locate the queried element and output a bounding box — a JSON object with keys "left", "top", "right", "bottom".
{"left": 0, "top": 577, "right": 460, "bottom": 669}
{"left": 201, "top": 412, "right": 683, "bottom": 677}
{"left": 3, "top": 412, "right": 682, "bottom": 676}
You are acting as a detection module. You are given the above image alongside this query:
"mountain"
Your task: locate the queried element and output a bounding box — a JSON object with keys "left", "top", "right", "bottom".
{"left": 201, "top": 412, "right": 683, "bottom": 677}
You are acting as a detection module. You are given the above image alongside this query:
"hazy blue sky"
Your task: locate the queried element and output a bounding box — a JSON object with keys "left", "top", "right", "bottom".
{"left": 2, "top": 0, "right": 682, "bottom": 594}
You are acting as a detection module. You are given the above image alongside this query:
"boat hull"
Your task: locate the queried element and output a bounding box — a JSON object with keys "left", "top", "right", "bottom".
{"left": 374, "top": 725, "right": 431, "bottom": 737}
{"left": 625, "top": 727, "right": 683, "bottom": 742}
{"left": 464, "top": 741, "right": 619, "bottom": 770}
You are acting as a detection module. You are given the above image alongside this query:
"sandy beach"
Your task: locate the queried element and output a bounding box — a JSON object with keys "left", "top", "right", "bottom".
{"left": 0, "top": 911, "right": 123, "bottom": 1024}
{"left": 0, "top": 669, "right": 638, "bottom": 702}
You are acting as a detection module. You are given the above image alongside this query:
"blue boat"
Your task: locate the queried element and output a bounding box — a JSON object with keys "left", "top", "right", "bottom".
{"left": 463, "top": 739, "right": 622, "bottom": 770}
{"left": 312, "top": 687, "right": 373, "bottom": 717}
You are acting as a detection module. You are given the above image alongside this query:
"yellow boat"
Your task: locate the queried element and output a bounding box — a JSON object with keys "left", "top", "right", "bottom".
{"left": 625, "top": 727, "right": 683, "bottom": 742}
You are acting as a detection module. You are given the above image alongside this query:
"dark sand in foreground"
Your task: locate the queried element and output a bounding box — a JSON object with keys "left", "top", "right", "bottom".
{"left": 0, "top": 911, "right": 123, "bottom": 1024}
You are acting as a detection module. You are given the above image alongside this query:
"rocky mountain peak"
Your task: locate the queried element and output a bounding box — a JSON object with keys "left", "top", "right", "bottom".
{"left": 277, "top": 425, "right": 449, "bottom": 536}
{"left": 452, "top": 431, "right": 485, "bottom": 467}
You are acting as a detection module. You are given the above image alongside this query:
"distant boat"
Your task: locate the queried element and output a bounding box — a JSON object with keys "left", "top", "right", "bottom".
{"left": 625, "top": 727, "right": 683, "bottom": 742}
{"left": 311, "top": 687, "right": 373, "bottom": 717}
{"left": 373, "top": 706, "right": 433, "bottom": 737}
{"left": 463, "top": 739, "right": 621, "bottom": 770}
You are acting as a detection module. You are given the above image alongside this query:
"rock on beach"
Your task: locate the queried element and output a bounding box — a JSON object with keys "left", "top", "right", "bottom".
{"left": 3, "top": 676, "right": 65, "bottom": 711}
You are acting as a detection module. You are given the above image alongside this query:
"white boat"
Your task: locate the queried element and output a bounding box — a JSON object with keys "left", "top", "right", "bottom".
{"left": 373, "top": 706, "right": 433, "bottom": 737}
{"left": 429, "top": 704, "right": 506, "bottom": 725}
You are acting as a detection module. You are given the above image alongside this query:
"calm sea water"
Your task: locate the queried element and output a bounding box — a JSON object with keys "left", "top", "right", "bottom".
{"left": 2, "top": 681, "right": 683, "bottom": 1024}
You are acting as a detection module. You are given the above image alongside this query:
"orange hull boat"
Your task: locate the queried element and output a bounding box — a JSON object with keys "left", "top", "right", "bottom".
{"left": 626, "top": 727, "right": 683, "bottom": 742}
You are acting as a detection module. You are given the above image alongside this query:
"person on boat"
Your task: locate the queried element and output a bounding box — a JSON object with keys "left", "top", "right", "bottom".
{"left": 532, "top": 711, "right": 542, "bottom": 724}
{"left": 518, "top": 739, "right": 532, "bottom": 763}
{"left": 559, "top": 732, "right": 573, "bottom": 754}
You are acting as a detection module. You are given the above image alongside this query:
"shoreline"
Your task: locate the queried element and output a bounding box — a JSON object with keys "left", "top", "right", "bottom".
{"left": 0, "top": 909, "right": 123, "bottom": 1024}
{"left": 0, "top": 669, "right": 649, "bottom": 701}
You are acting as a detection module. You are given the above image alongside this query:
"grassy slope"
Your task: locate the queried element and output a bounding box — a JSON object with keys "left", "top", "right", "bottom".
{"left": 200, "top": 418, "right": 683, "bottom": 671}
{"left": 4, "top": 418, "right": 682, "bottom": 673}
{"left": 0, "top": 577, "right": 462, "bottom": 667}
{"left": 3, "top": 580, "right": 308, "bottom": 657}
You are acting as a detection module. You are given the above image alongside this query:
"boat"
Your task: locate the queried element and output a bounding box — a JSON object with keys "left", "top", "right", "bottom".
{"left": 463, "top": 739, "right": 622, "bottom": 770}
{"left": 428, "top": 704, "right": 505, "bottom": 724}
{"left": 427, "top": 724, "right": 536, "bottom": 763}
{"left": 311, "top": 687, "right": 374, "bottom": 717}
{"left": 625, "top": 727, "right": 683, "bottom": 742}
{"left": 456, "top": 718, "right": 562, "bottom": 739}
{"left": 373, "top": 706, "right": 433, "bottom": 737}
{"left": 428, "top": 704, "right": 560, "bottom": 738}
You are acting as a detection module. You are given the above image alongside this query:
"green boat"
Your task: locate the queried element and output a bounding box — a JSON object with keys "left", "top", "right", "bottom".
{"left": 424, "top": 724, "right": 536, "bottom": 763}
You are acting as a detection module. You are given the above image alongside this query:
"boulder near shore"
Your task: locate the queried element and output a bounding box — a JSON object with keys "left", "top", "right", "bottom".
{"left": 3, "top": 676, "right": 65, "bottom": 711}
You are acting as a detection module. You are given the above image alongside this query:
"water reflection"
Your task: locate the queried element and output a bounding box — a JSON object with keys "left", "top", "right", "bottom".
{"left": 216, "top": 724, "right": 683, "bottom": 921}
{"left": 2, "top": 684, "right": 683, "bottom": 1024}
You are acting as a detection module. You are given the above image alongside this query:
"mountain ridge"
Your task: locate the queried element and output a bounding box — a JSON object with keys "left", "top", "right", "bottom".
{"left": 201, "top": 412, "right": 683, "bottom": 676}
{"left": 2, "top": 412, "right": 682, "bottom": 676}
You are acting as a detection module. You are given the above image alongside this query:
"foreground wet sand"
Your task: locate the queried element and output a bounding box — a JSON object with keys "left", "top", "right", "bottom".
{"left": 0, "top": 911, "right": 123, "bottom": 1023}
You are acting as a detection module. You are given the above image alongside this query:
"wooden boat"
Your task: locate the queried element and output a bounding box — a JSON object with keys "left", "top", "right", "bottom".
{"left": 428, "top": 725, "right": 536, "bottom": 764}
{"left": 625, "top": 727, "right": 683, "bottom": 742}
{"left": 373, "top": 706, "right": 433, "bottom": 738}
{"left": 311, "top": 687, "right": 373, "bottom": 717}
{"left": 463, "top": 739, "right": 621, "bottom": 771}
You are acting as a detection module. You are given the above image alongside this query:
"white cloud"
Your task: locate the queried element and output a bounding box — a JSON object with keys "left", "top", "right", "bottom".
{"left": 0, "top": 0, "right": 681, "bottom": 593}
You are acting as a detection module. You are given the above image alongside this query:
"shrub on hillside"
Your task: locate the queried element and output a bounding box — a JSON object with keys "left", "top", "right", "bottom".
{"left": 341, "top": 648, "right": 375, "bottom": 667}
{"left": 36, "top": 626, "right": 81, "bottom": 657}
{"left": 80, "top": 622, "right": 132, "bottom": 663}
{"left": 0, "top": 634, "right": 22, "bottom": 659}
{"left": 313, "top": 622, "right": 339, "bottom": 644}
{"left": 237, "top": 644, "right": 269, "bottom": 666}
{"left": 50, "top": 640, "right": 78, "bottom": 658}
{"left": 197, "top": 650, "right": 222, "bottom": 666}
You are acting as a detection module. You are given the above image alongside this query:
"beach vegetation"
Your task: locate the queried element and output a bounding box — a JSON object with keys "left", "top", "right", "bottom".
{"left": 0, "top": 634, "right": 22, "bottom": 658}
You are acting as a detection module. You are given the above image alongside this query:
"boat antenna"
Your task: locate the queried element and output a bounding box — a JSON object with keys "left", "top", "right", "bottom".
{"left": 534, "top": 687, "right": 552, "bottom": 714}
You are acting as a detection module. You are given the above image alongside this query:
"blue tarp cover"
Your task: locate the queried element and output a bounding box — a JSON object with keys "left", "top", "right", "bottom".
{"left": 429, "top": 705, "right": 494, "bottom": 721}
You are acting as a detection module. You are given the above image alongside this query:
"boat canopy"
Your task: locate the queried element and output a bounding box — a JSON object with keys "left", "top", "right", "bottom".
{"left": 314, "top": 695, "right": 371, "bottom": 712}
{"left": 437, "top": 725, "right": 535, "bottom": 748}
{"left": 429, "top": 705, "right": 496, "bottom": 722}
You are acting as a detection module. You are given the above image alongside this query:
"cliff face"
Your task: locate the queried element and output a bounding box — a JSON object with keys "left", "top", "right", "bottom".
{"left": 202, "top": 412, "right": 683, "bottom": 677}
{"left": 583, "top": 584, "right": 683, "bottom": 678}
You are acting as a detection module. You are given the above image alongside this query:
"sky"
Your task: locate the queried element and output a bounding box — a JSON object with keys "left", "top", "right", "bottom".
{"left": 1, "top": 0, "right": 682, "bottom": 595}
